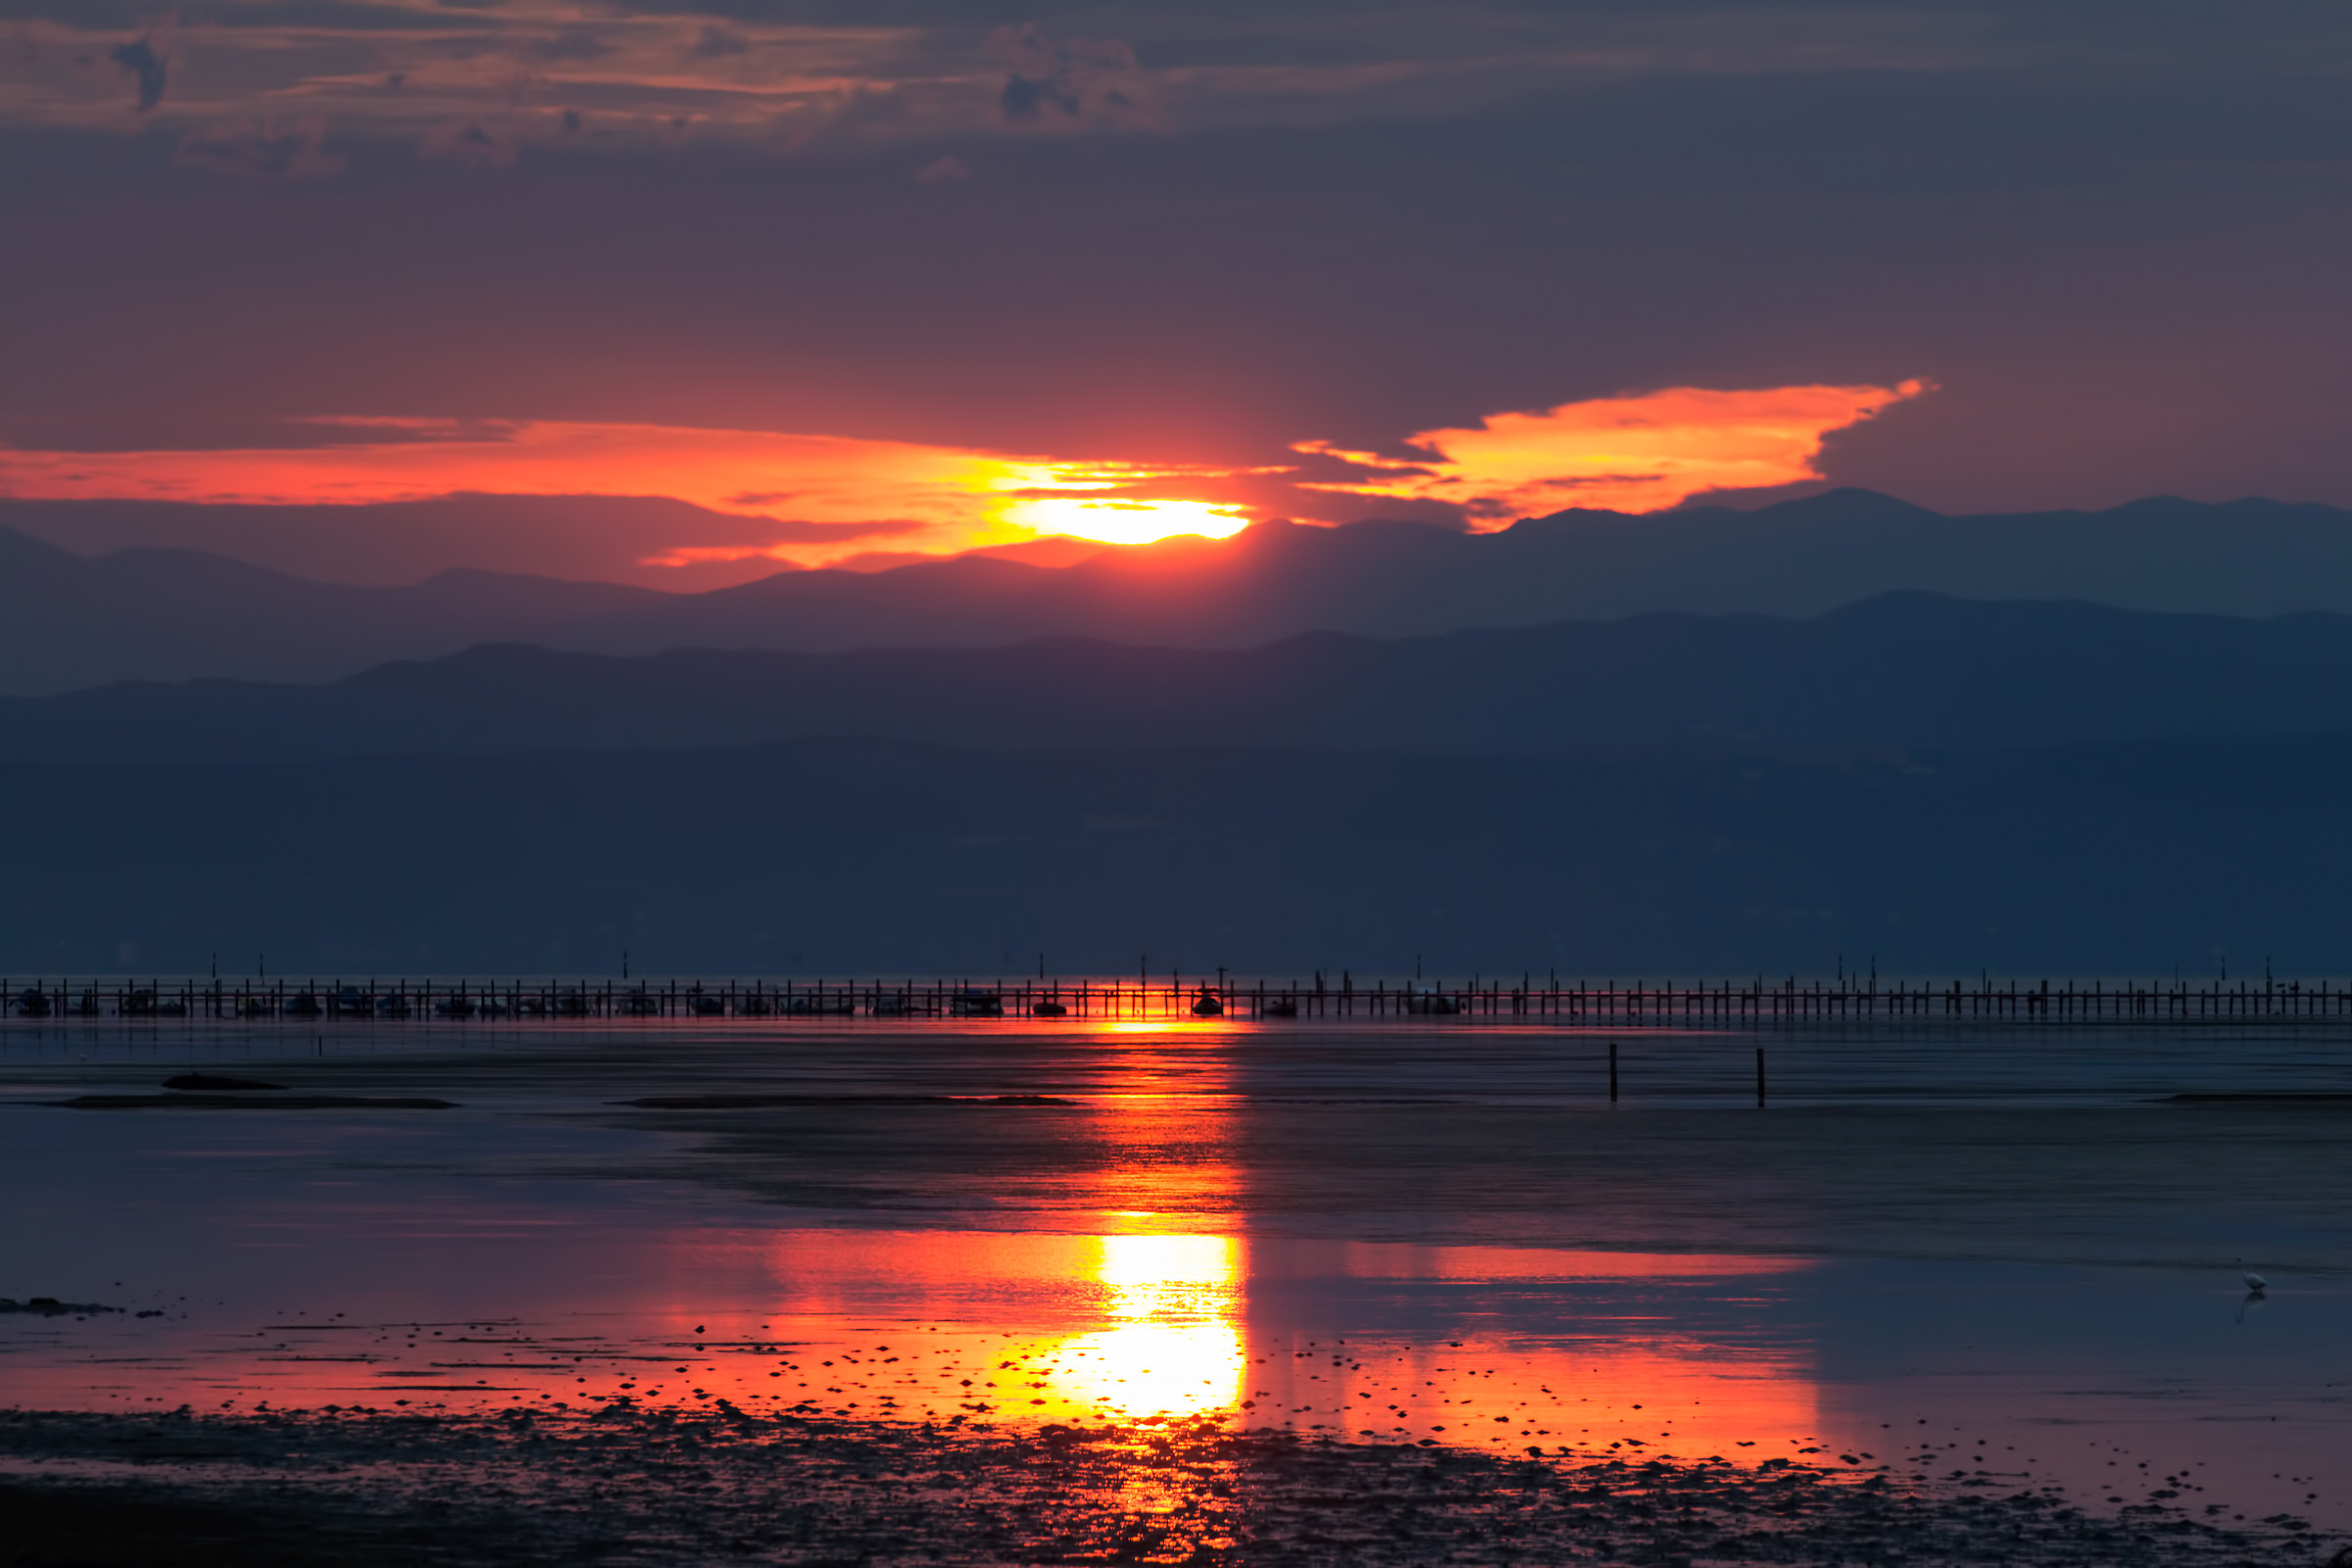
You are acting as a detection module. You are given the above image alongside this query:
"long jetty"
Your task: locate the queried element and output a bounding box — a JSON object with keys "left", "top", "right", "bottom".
{"left": 6, "top": 974, "right": 2351, "bottom": 1025}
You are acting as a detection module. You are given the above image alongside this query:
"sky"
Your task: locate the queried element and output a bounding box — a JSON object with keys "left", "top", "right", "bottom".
{"left": 5, "top": 1, "right": 2352, "bottom": 583}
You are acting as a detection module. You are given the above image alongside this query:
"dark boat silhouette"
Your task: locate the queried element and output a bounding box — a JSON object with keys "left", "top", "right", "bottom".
{"left": 1032, "top": 1000, "right": 1067, "bottom": 1016}
{"left": 1403, "top": 990, "right": 1460, "bottom": 1015}
{"left": 283, "top": 993, "right": 323, "bottom": 1018}
{"left": 1191, "top": 989, "right": 1224, "bottom": 1017}
{"left": 688, "top": 995, "right": 726, "bottom": 1016}
{"left": 373, "top": 993, "right": 411, "bottom": 1018}
{"left": 950, "top": 989, "right": 1004, "bottom": 1017}
{"left": 869, "top": 993, "right": 919, "bottom": 1016}
{"left": 1260, "top": 998, "right": 1298, "bottom": 1018}
{"left": 11, "top": 987, "right": 50, "bottom": 1017}
{"left": 785, "top": 996, "right": 856, "bottom": 1015}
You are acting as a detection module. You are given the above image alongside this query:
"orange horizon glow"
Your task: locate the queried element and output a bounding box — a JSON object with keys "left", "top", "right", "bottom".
{"left": 0, "top": 417, "right": 1265, "bottom": 564}
{"left": 0, "top": 381, "right": 1930, "bottom": 572}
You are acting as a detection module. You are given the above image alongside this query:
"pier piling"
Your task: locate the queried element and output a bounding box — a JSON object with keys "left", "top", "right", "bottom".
{"left": 5, "top": 974, "right": 2349, "bottom": 1027}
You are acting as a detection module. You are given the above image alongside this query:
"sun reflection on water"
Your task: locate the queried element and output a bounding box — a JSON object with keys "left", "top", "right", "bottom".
{"left": 1051, "top": 1234, "right": 1245, "bottom": 1419}
{"left": 1091, "top": 1017, "right": 1243, "bottom": 1036}
{"left": 2, "top": 1054, "right": 1814, "bottom": 1464}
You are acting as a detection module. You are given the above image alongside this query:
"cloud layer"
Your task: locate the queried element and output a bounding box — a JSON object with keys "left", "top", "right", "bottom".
{"left": 1298, "top": 383, "right": 1933, "bottom": 520}
{"left": 0, "top": 416, "right": 1271, "bottom": 569}
{"left": 0, "top": 383, "right": 1927, "bottom": 579}
{"left": 17, "top": 2, "right": 2352, "bottom": 170}
{"left": 8, "top": 1, "right": 2352, "bottom": 533}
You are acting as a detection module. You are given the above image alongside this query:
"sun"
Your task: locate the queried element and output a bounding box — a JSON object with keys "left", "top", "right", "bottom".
{"left": 1002, "top": 496, "right": 1250, "bottom": 546}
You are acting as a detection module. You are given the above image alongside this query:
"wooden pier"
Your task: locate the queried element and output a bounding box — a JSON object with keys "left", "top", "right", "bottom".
{"left": 7, "top": 973, "right": 2352, "bottom": 1026}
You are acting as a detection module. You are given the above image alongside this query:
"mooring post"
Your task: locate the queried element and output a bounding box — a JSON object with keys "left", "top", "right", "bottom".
{"left": 1756, "top": 1046, "right": 1767, "bottom": 1108}
{"left": 1608, "top": 1039, "right": 1619, "bottom": 1103}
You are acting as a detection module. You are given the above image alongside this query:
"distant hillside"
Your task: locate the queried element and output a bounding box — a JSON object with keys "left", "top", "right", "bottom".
{"left": 16, "top": 489, "right": 2352, "bottom": 693}
{"left": 3, "top": 731, "right": 2345, "bottom": 976}
{"left": 0, "top": 526, "right": 660, "bottom": 697}
{"left": 0, "top": 494, "right": 818, "bottom": 591}
{"left": 11, "top": 594, "right": 2352, "bottom": 764}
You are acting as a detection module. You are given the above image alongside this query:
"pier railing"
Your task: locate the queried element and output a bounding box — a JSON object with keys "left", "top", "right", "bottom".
{"left": 6, "top": 974, "right": 2351, "bottom": 1026}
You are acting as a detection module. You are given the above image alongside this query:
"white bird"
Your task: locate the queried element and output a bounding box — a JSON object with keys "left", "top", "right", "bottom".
{"left": 2235, "top": 1258, "right": 2268, "bottom": 1294}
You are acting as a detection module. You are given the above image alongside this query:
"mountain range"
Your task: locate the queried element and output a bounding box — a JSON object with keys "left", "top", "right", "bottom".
{"left": 17, "top": 488, "right": 2352, "bottom": 694}
{"left": 14, "top": 486, "right": 2352, "bottom": 974}
{"left": 11, "top": 593, "right": 2352, "bottom": 764}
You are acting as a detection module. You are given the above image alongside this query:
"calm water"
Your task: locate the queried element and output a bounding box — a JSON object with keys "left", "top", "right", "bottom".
{"left": 2, "top": 1015, "right": 2348, "bottom": 1527}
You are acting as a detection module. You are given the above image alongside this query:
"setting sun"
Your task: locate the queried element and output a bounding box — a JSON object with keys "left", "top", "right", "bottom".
{"left": 999, "top": 496, "right": 1251, "bottom": 546}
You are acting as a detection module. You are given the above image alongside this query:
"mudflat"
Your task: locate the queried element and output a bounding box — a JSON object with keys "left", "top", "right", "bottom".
{"left": 2, "top": 1017, "right": 2347, "bottom": 1561}
{"left": 0, "top": 1406, "right": 2326, "bottom": 1568}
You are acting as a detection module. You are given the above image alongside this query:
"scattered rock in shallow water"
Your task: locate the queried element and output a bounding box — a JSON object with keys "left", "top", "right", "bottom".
{"left": 54, "top": 1095, "right": 457, "bottom": 1111}
{"left": 163, "top": 1073, "right": 284, "bottom": 1092}
{"left": 0, "top": 1408, "right": 2326, "bottom": 1568}
{"left": 0, "top": 1298, "right": 120, "bottom": 1315}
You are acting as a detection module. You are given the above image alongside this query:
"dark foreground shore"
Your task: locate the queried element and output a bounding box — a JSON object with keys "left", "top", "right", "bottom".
{"left": 0, "top": 1407, "right": 2330, "bottom": 1568}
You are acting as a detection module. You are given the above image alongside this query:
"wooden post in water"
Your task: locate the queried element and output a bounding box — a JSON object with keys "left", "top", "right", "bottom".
{"left": 1755, "top": 1046, "right": 1767, "bottom": 1108}
{"left": 1608, "top": 1040, "right": 1619, "bottom": 1103}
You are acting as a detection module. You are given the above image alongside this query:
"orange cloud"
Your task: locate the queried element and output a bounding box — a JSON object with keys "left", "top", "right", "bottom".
{"left": 1296, "top": 380, "right": 1932, "bottom": 522}
{"left": 0, "top": 383, "right": 1932, "bottom": 580}
{"left": 0, "top": 417, "right": 1259, "bottom": 565}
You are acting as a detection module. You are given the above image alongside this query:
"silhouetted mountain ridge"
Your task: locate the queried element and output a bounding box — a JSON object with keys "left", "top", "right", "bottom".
{"left": 0, "top": 529, "right": 661, "bottom": 696}
{"left": 13, "top": 593, "right": 2352, "bottom": 764}
{"left": 15, "top": 489, "right": 2352, "bottom": 693}
{"left": 0, "top": 493, "right": 825, "bottom": 591}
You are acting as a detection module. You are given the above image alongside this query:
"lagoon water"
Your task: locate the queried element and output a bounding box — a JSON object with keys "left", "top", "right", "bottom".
{"left": 2, "top": 1012, "right": 2348, "bottom": 1531}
